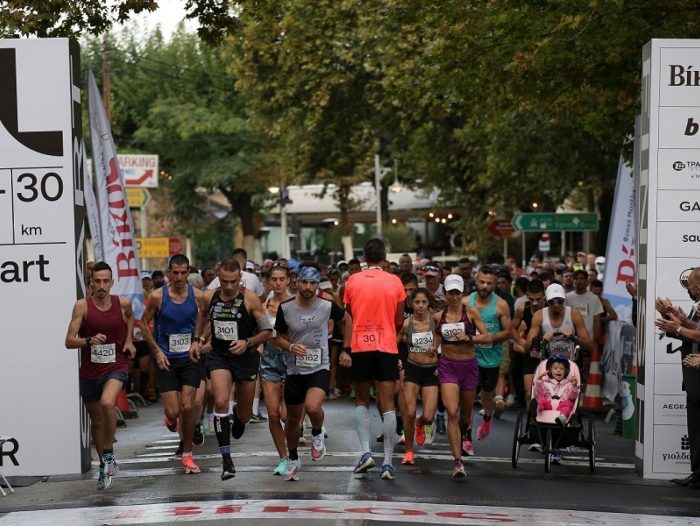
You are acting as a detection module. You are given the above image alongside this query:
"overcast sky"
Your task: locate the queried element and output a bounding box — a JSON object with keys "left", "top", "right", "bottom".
{"left": 114, "top": 1, "right": 199, "bottom": 39}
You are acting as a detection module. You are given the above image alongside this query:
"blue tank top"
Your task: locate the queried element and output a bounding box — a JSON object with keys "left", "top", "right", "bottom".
{"left": 155, "top": 285, "right": 198, "bottom": 358}
{"left": 468, "top": 292, "right": 504, "bottom": 368}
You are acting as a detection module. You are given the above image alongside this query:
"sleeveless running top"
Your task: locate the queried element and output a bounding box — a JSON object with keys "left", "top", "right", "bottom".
{"left": 208, "top": 288, "right": 257, "bottom": 356}
{"left": 542, "top": 306, "right": 574, "bottom": 334}
{"left": 436, "top": 305, "right": 475, "bottom": 343}
{"left": 79, "top": 296, "right": 128, "bottom": 379}
{"left": 406, "top": 315, "right": 436, "bottom": 354}
{"left": 468, "top": 292, "right": 504, "bottom": 368}
{"left": 155, "top": 285, "right": 198, "bottom": 358}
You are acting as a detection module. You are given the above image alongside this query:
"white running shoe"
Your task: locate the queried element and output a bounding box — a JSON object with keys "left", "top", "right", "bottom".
{"left": 311, "top": 431, "right": 326, "bottom": 461}
{"left": 285, "top": 459, "right": 300, "bottom": 481}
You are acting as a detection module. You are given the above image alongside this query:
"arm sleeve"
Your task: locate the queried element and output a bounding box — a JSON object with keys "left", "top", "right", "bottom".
{"left": 330, "top": 301, "right": 345, "bottom": 322}
{"left": 274, "top": 306, "right": 288, "bottom": 335}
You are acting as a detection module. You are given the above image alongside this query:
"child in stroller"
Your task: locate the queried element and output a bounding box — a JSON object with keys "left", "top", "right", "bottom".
{"left": 533, "top": 355, "right": 580, "bottom": 427}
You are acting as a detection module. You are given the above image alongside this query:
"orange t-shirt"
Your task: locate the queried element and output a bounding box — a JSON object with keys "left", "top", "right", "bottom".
{"left": 343, "top": 268, "right": 406, "bottom": 353}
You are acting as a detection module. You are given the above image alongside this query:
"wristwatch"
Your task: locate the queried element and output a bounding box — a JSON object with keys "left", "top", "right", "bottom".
{"left": 342, "top": 346, "right": 351, "bottom": 353}
{"left": 85, "top": 336, "right": 92, "bottom": 346}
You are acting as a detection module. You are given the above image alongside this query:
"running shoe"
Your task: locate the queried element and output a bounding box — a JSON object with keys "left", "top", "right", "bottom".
{"left": 250, "top": 412, "right": 268, "bottom": 423}
{"left": 182, "top": 455, "right": 201, "bottom": 474}
{"left": 285, "top": 459, "right": 300, "bottom": 481}
{"left": 477, "top": 418, "right": 491, "bottom": 441}
{"left": 221, "top": 457, "right": 236, "bottom": 481}
{"left": 103, "top": 453, "right": 119, "bottom": 477}
{"left": 452, "top": 459, "right": 466, "bottom": 480}
{"left": 164, "top": 415, "right": 177, "bottom": 433}
{"left": 231, "top": 412, "right": 246, "bottom": 439}
{"left": 551, "top": 449, "right": 563, "bottom": 465}
{"left": 193, "top": 424, "right": 204, "bottom": 447}
{"left": 97, "top": 469, "right": 112, "bottom": 490}
{"left": 298, "top": 425, "right": 307, "bottom": 446}
{"left": 494, "top": 396, "right": 505, "bottom": 418}
{"left": 505, "top": 393, "right": 517, "bottom": 407}
{"left": 397, "top": 431, "right": 406, "bottom": 445}
{"left": 273, "top": 457, "right": 288, "bottom": 476}
{"left": 311, "top": 431, "right": 326, "bottom": 461}
{"left": 528, "top": 443, "right": 543, "bottom": 452}
{"left": 380, "top": 464, "right": 395, "bottom": 480}
{"left": 415, "top": 423, "right": 426, "bottom": 446}
{"left": 462, "top": 439, "right": 474, "bottom": 456}
{"left": 402, "top": 451, "right": 415, "bottom": 465}
{"left": 424, "top": 425, "right": 434, "bottom": 446}
{"left": 175, "top": 440, "right": 183, "bottom": 458}
{"left": 353, "top": 452, "right": 375, "bottom": 474}
{"left": 435, "top": 414, "right": 446, "bottom": 435}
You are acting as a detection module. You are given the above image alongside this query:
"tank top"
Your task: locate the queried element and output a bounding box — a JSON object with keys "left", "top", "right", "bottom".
{"left": 79, "top": 296, "right": 128, "bottom": 379}
{"left": 209, "top": 289, "right": 257, "bottom": 356}
{"left": 542, "top": 306, "right": 574, "bottom": 334}
{"left": 406, "top": 315, "right": 436, "bottom": 354}
{"left": 468, "top": 292, "right": 504, "bottom": 368}
{"left": 155, "top": 285, "right": 198, "bottom": 359}
{"left": 436, "top": 305, "right": 475, "bottom": 343}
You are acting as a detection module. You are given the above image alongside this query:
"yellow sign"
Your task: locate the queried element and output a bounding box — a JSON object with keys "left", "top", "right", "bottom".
{"left": 126, "top": 188, "right": 151, "bottom": 208}
{"left": 137, "top": 237, "right": 169, "bottom": 258}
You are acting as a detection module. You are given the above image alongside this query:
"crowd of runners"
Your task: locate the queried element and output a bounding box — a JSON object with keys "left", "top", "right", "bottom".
{"left": 66, "top": 242, "right": 617, "bottom": 489}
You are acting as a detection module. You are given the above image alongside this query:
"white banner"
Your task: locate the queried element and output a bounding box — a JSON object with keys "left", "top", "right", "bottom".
{"left": 602, "top": 156, "right": 636, "bottom": 322}
{"left": 88, "top": 69, "right": 144, "bottom": 318}
{"left": 0, "top": 38, "right": 88, "bottom": 475}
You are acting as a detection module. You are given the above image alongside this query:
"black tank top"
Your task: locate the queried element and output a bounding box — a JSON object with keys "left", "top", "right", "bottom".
{"left": 208, "top": 289, "right": 257, "bottom": 355}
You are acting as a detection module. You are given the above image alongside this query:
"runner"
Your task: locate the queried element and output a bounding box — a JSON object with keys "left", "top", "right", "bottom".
{"left": 140, "top": 254, "right": 205, "bottom": 475}
{"left": 466, "top": 265, "right": 512, "bottom": 446}
{"left": 343, "top": 238, "right": 406, "bottom": 480}
{"left": 397, "top": 287, "right": 439, "bottom": 465}
{"left": 432, "top": 274, "right": 490, "bottom": 479}
{"left": 191, "top": 257, "right": 272, "bottom": 480}
{"left": 511, "top": 279, "right": 546, "bottom": 402}
{"left": 260, "top": 262, "right": 293, "bottom": 476}
{"left": 272, "top": 264, "right": 351, "bottom": 481}
{"left": 64, "top": 261, "right": 137, "bottom": 489}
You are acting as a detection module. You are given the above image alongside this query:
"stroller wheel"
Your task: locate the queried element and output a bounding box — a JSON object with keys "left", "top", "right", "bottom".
{"left": 512, "top": 411, "right": 525, "bottom": 469}
{"left": 544, "top": 429, "right": 552, "bottom": 473}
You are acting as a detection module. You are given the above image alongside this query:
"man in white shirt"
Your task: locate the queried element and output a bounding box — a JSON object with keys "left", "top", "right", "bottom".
{"left": 565, "top": 269, "right": 603, "bottom": 342}
{"left": 207, "top": 248, "right": 264, "bottom": 298}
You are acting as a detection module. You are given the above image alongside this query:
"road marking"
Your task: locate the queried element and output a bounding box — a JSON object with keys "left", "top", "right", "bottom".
{"left": 0, "top": 498, "right": 695, "bottom": 525}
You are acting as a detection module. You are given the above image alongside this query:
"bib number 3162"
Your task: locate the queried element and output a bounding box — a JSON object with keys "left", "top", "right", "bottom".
{"left": 296, "top": 348, "right": 322, "bottom": 368}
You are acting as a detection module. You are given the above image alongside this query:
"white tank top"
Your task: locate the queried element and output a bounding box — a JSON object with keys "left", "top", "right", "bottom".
{"left": 542, "top": 306, "right": 574, "bottom": 334}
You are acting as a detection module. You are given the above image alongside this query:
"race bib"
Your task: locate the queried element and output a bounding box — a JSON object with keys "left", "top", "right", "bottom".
{"left": 296, "top": 347, "right": 323, "bottom": 368}
{"left": 441, "top": 322, "right": 464, "bottom": 342}
{"left": 410, "top": 331, "right": 433, "bottom": 353}
{"left": 169, "top": 333, "right": 191, "bottom": 353}
{"left": 214, "top": 320, "right": 239, "bottom": 341}
{"left": 90, "top": 343, "right": 116, "bottom": 364}
{"left": 356, "top": 326, "right": 382, "bottom": 347}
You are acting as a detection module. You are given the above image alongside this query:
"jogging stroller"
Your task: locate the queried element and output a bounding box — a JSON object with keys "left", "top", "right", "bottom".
{"left": 511, "top": 335, "right": 596, "bottom": 473}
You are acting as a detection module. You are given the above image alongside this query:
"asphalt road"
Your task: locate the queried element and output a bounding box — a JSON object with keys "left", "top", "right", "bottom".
{"left": 0, "top": 397, "right": 699, "bottom": 525}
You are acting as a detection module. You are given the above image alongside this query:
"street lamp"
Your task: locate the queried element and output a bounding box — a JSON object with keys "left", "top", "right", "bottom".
{"left": 374, "top": 155, "right": 404, "bottom": 238}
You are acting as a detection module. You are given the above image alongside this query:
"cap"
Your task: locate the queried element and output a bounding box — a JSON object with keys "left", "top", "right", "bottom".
{"left": 337, "top": 260, "right": 348, "bottom": 267}
{"left": 319, "top": 280, "right": 332, "bottom": 290}
{"left": 422, "top": 264, "right": 440, "bottom": 277}
{"left": 546, "top": 355, "right": 570, "bottom": 368}
{"left": 545, "top": 283, "right": 566, "bottom": 301}
{"left": 443, "top": 274, "right": 464, "bottom": 293}
{"left": 245, "top": 261, "right": 256, "bottom": 271}
{"left": 287, "top": 259, "right": 300, "bottom": 273}
{"left": 141, "top": 271, "right": 152, "bottom": 280}
{"left": 595, "top": 256, "right": 606, "bottom": 264}
{"left": 576, "top": 251, "right": 586, "bottom": 257}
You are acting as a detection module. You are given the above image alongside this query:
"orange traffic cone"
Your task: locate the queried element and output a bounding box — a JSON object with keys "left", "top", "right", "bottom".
{"left": 582, "top": 347, "right": 604, "bottom": 411}
{"left": 117, "top": 389, "right": 138, "bottom": 419}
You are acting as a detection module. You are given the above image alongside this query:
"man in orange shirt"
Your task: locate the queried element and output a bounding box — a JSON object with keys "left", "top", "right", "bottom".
{"left": 342, "top": 238, "right": 406, "bottom": 480}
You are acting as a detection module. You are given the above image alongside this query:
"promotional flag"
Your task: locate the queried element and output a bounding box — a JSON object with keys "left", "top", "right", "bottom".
{"left": 88, "top": 69, "right": 143, "bottom": 318}
{"left": 83, "top": 148, "right": 103, "bottom": 261}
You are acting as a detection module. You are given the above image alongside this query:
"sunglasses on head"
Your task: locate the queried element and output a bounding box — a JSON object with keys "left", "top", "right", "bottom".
{"left": 547, "top": 297, "right": 565, "bottom": 305}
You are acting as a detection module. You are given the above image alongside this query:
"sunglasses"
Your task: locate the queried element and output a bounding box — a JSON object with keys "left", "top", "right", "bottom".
{"left": 272, "top": 260, "right": 288, "bottom": 268}
{"left": 547, "top": 298, "right": 565, "bottom": 305}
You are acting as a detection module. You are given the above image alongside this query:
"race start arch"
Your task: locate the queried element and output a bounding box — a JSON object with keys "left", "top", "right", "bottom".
{"left": 637, "top": 39, "right": 700, "bottom": 479}
{"left": 0, "top": 39, "right": 89, "bottom": 475}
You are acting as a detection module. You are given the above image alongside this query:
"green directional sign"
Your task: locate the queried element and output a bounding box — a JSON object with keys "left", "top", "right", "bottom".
{"left": 511, "top": 212, "right": 599, "bottom": 232}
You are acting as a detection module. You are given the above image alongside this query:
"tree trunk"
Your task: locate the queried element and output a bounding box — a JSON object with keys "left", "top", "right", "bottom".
{"left": 221, "top": 188, "right": 260, "bottom": 257}
{"left": 336, "top": 182, "right": 354, "bottom": 260}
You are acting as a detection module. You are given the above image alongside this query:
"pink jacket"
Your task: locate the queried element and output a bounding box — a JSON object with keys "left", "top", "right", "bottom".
{"left": 534, "top": 375, "right": 578, "bottom": 402}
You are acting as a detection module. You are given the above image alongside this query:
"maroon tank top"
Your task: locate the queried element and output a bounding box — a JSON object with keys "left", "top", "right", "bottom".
{"left": 78, "top": 296, "right": 128, "bottom": 379}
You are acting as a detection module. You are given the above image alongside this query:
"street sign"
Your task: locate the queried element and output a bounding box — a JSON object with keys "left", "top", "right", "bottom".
{"left": 126, "top": 188, "right": 151, "bottom": 208}
{"left": 511, "top": 212, "right": 599, "bottom": 232}
{"left": 119, "top": 154, "right": 159, "bottom": 188}
{"left": 169, "top": 236, "right": 184, "bottom": 255}
{"left": 487, "top": 219, "right": 515, "bottom": 239}
{"left": 136, "top": 237, "right": 169, "bottom": 258}
{"left": 539, "top": 233, "right": 551, "bottom": 252}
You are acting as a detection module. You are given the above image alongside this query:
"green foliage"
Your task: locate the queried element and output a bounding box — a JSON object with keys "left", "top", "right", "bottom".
{"left": 383, "top": 224, "right": 416, "bottom": 254}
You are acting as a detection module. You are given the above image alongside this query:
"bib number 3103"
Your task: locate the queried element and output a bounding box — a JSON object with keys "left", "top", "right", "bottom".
{"left": 169, "top": 333, "right": 192, "bottom": 353}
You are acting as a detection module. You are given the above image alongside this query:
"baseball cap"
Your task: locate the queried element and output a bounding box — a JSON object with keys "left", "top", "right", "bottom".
{"left": 141, "top": 271, "right": 152, "bottom": 280}
{"left": 545, "top": 283, "right": 566, "bottom": 301}
{"left": 422, "top": 264, "right": 440, "bottom": 277}
{"left": 443, "top": 274, "right": 464, "bottom": 293}
{"left": 595, "top": 256, "right": 606, "bottom": 264}
{"left": 245, "top": 261, "right": 256, "bottom": 271}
